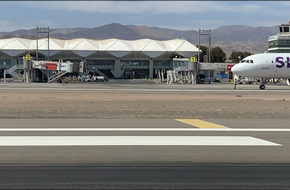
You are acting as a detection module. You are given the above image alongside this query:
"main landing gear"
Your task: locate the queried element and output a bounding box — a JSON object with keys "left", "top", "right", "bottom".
{"left": 259, "top": 78, "right": 265, "bottom": 90}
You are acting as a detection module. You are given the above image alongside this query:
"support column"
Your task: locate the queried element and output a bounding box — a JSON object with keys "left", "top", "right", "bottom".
{"left": 3, "top": 69, "right": 6, "bottom": 83}
{"left": 31, "top": 68, "right": 36, "bottom": 82}
{"left": 191, "top": 71, "right": 196, "bottom": 84}
{"left": 82, "top": 58, "right": 86, "bottom": 73}
{"left": 23, "top": 58, "right": 31, "bottom": 83}
{"left": 23, "top": 58, "right": 27, "bottom": 82}
{"left": 25, "top": 70, "right": 30, "bottom": 83}
{"left": 31, "top": 60, "right": 36, "bottom": 82}
{"left": 149, "top": 59, "right": 153, "bottom": 79}
{"left": 111, "top": 58, "right": 123, "bottom": 78}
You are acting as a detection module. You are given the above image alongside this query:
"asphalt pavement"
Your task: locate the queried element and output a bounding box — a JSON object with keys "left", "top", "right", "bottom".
{"left": 2, "top": 164, "right": 290, "bottom": 189}
{"left": 1, "top": 119, "right": 290, "bottom": 189}
{"left": 0, "top": 82, "right": 290, "bottom": 94}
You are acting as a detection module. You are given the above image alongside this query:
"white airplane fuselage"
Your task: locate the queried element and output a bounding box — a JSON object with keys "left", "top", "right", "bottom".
{"left": 231, "top": 53, "right": 290, "bottom": 79}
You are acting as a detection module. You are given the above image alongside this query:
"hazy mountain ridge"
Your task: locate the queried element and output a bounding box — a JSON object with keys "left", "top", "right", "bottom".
{"left": 0, "top": 23, "right": 280, "bottom": 57}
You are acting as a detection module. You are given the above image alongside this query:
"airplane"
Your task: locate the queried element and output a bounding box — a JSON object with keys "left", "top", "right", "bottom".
{"left": 231, "top": 52, "right": 290, "bottom": 90}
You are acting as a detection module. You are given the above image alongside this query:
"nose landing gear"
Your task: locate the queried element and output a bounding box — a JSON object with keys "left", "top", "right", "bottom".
{"left": 259, "top": 84, "right": 265, "bottom": 90}
{"left": 259, "top": 78, "right": 265, "bottom": 90}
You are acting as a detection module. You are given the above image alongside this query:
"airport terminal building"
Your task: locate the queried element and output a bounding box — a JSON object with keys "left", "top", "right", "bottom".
{"left": 268, "top": 22, "right": 290, "bottom": 53}
{"left": 0, "top": 37, "right": 200, "bottom": 80}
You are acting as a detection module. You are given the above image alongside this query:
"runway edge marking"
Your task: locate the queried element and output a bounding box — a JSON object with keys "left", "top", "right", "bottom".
{"left": 0, "top": 136, "right": 281, "bottom": 146}
{"left": 1, "top": 128, "right": 290, "bottom": 131}
{"left": 175, "top": 119, "right": 229, "bottom": 129}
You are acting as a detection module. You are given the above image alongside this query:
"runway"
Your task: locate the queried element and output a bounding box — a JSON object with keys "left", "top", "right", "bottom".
{"left": 1, "top": 119, "right": 290, "bottom": 189}
{"left": 1, "top": 82, "right": 290, "bottom": 189}
{"left": 0, "top": 119, "right": 289, "bottom": 163}
{"left": 1, "top": 82, "right": 290, "bottom": 94}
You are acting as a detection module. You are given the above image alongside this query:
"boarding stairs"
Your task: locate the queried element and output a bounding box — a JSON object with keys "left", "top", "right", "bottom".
{"left": 89, "top": 67, "right": 108, "bottom": 81}
{"left": 173, "top": 67, "right": 183, "bottom": 83}
{"left": 47, "top": 71, "right": 69, "bottom": 83}
{"left": 7, "top": 64, "right": 23, "bottom": 79}
{"left": 94, "top": 69, "right": 108, "bottom": 81}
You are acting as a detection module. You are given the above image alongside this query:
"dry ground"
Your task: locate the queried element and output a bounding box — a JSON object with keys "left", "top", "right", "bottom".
{"left": 1, "top": 91, "right": 290, "bottom": 119}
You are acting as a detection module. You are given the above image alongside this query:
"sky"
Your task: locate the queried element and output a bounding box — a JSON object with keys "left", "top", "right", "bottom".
{"left": 0, "top": 1, "right": 289, "bottom": 32}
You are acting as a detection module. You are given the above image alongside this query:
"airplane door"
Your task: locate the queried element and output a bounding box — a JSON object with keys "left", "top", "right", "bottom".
{"left": 262, "top": 55, "right": 269, "bottom": 69}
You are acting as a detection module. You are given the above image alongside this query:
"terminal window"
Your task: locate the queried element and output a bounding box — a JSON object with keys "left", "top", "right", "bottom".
{"left": 0, "top": 59, "right": 11, "bottom": 69}
{"left": 121, "top": 60, "right": 149, "bottom": 69}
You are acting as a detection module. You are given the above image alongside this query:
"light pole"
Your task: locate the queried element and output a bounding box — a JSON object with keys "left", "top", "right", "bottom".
{"left": 36, "top": 27, "right": 49, "bottom": 61}
{"left": 198, "top": 29, "right": 211, "bottom": 83}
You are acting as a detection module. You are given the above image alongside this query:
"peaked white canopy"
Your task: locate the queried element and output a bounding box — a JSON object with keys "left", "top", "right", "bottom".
{"left": 0, "top": 37, "right": 200, "bottom": 58}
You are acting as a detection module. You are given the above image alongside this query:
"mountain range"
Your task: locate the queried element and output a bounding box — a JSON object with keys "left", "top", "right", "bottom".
{"left": 0, "top": 23, "right": 279, "bottom": 58}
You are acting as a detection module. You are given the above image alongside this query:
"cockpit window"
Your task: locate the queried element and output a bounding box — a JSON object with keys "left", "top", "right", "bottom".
{"left": 240, "top": 59, "right": 253, "bottom": 63}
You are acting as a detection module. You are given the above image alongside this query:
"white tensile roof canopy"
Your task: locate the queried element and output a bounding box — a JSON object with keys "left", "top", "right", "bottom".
{"left": 0, "top": 37, "right": 200, "bottom": 58}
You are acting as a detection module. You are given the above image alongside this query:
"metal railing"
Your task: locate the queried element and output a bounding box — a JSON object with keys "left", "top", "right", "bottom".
{"left": 47, "top": 71, "right": 68, "bottom": 83}
{"left": 6, "top": 65, "right": 23, "bottom": 79}
{"left": 173, "top": 67, "right": 183, "bottom": 83}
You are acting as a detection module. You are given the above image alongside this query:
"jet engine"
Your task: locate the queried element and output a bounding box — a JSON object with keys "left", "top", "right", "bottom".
{"left": 287, "top": 79, "right": 290, "bottom": 86}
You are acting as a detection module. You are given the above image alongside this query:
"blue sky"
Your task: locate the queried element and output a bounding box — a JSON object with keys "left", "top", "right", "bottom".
{"left": 0, "top": 1, "right": 289, "bottom": 32}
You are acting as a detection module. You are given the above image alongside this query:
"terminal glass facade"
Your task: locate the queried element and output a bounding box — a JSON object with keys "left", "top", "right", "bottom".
{"left": 86, "top": 60, "right": 115, "bottom": 70}
{"left": 173, "top": 59, "right": 189, "bottom": 70}
{"left": 120, "top": 60, "right": 149, "bottom": 79}
{"left": 268, "top": 39, "right": 290, "bottom": 53}
{"left": 204, "top": 70, "right": 214, "bottom": 77}
{"left": 120, "top": 60, "right": 149, "bottom": 69}
{"left": 268, "top": 39, "right": 290, "bottom": 49}
{"left": 17, "top": 58, "right": 24, "bottom": 66}
{"left": 63, "top": 59, "right": 81, "bottom": 62}
{"left": 0, "top": 59, "right": 12, "bottom": 69}
{"left": 153, "top": 60, "right": 171, "bottom": 69}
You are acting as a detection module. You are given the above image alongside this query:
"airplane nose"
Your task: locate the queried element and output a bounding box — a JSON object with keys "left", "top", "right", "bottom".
{"left": 231, "top": 64, "right": 246, "bottom": 76}
{"left": 231, "top": 65, "right": 238, "bottom": 73}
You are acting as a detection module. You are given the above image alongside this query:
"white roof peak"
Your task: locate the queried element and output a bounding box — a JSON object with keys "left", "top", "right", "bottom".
{"left": 0, "top": 37, "right": 199, "bottom": 57}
